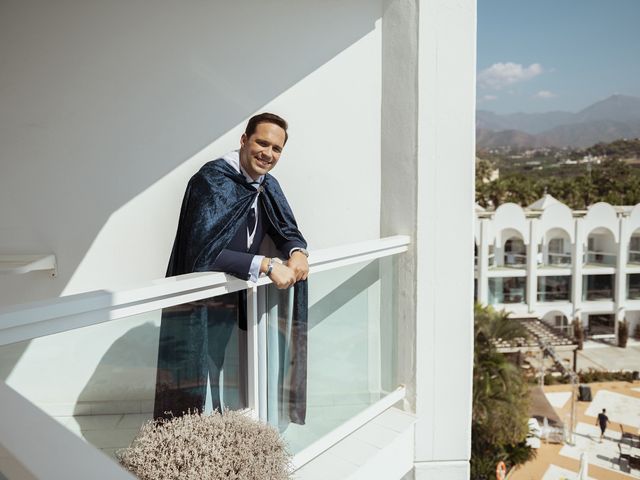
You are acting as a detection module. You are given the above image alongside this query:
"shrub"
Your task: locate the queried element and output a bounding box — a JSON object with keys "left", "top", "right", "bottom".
{"left": 634, "top": 323, "right": 640, "bottom": 340}
{"left": 117, "top": 410, "right": 291, "bottom": 480}
{"left": 579, "top": 369, "right": 634, "bottom": 383}
{"left": 572, "top": 318, "right": 584, "bottom": 350}
{"left": 619, "top": 320, "right": 629, "bottom": 348}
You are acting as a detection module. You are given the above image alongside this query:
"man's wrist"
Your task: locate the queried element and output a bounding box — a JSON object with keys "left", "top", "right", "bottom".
{"left": 260, "top": 257, "right": 270, "bottom": 274}
{"left": 290, "top": 248, "right": 309, "bottom": 258}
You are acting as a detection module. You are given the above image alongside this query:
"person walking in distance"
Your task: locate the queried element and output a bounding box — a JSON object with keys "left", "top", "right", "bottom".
{"left": 596, "top": 408, "right": 609, "bottom": 442}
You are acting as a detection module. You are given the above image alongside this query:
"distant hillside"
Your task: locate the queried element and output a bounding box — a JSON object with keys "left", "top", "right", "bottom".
{"left": 477, "top": 110, "right": 574, "bottom": 134}
{"left": 539, "top": 119, "right": 640, "bottom": 148}
{"left": 476, "top": 128, "right": 542, "bottom": 149}
{"left": 477, "top": 95, "right": 640, "bottom": 148}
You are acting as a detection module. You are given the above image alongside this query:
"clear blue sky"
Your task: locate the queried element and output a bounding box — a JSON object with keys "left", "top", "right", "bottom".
{"left": 477, "top": 0, "right": 640, "bottom": 114}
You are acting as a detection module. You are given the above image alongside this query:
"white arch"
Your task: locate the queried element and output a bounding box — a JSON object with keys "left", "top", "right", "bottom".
{"left": 493, "top": 203, "right": 528, "bottom": 245}
{"left": 622, "top": 203, "right": 640, "bottom": 245}
{"left": 583, "top": 202, "right": 619, "bottom": 243}
{"left": 541, "top": 310, "right": 571, "bottom": 335}
{"left": 538, "top": 202, "right": 574, "bottom": 244}
{"left": 542, "top": 310, "right": 568, "bottom": 323}
{"left": 542, "top": 227, "right": 572, "bottom": 244}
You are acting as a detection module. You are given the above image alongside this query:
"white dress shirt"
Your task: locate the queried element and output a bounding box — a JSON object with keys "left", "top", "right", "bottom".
{"left": 221, "top": 150, "right": 264, "bottom": 282}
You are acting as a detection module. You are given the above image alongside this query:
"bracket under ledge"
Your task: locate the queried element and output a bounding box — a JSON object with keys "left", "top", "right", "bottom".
{"left": 0, "top": 254, "right": 57, "bottom": 276}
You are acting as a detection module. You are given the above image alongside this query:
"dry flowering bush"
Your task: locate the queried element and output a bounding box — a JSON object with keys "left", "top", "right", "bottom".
{"left": 117, "top": 410, "right": 291, "bottom": 480}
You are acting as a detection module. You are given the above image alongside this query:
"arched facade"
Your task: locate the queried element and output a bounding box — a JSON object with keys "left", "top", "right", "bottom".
{"left": 475, "top": 198, "right": 640, "bottom": 338}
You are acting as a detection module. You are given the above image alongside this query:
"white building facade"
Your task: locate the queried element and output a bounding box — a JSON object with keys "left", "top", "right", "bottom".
{"left": 476, "top": 195, "right": 640, "bottom": 339}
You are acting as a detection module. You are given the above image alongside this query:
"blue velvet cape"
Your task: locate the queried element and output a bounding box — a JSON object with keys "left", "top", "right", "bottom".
{"left": 154, "top": 159, "right": 308, "bottom": 424}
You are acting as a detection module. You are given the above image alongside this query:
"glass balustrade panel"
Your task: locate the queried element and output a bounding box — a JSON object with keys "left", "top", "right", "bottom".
{"left": 628, "top": 251, "right": 640, "bottom": 265}
{"left": 584, "top": 252, "right": 616, "bottom": 266}
{"left": 264, "top": 257, "right": 397, "bottom": 454}
{"left": 537, "top": 276, "right": 571, "bottom": 302}
{"left": 547, "top": 252, "right": 571, "bottom": 266}
{"left": 489, "top": 277, "right": 526, "bottom": 304}
{"left": 0, "top": 293, "right": 248, "bottom": 460}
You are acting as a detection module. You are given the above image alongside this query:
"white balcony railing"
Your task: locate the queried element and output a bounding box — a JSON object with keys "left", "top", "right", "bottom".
{"left": 629, "top": 250, "right": 640, "bottom": 265}
{"left": 546, "top": 252, "right": 572, "bottom": 266}
{"left": 583, "top": 251, "right": 616, "bottom": 266}
{"left": 504, "top": 253, "right": 527, "bottom": 267}
{"left": 0, "top": 235, "right": 410, "bottom": 477}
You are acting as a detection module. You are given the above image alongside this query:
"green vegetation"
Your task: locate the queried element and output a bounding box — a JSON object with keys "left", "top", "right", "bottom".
{"left": 476, "top": 139, "right": 640, "bottom": 209}
{"left": 534, "top": 369, "right": 637, "bottom": 385}
{"left": 585, "top": 139, "right": 640, "bottom": 159}
{"left": 472, "top": 304, "right": 534, "bottom": 479}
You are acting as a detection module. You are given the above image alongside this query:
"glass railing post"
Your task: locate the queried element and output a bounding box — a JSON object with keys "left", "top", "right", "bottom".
{"left": 266, "top": 285, "right": 284, "bottom": 428}
{"left": 257, "top": 287, "right": 268, "bottom": 421}
{"left": 246, "top": 286, "right": 260, "bottom": 419}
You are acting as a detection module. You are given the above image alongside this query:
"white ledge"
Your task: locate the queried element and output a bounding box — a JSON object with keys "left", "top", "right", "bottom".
{"left": 0, "top": 236, "right": 410, "bottom": 346}
{"left": 0, "top": 254, "right": 56, "bottom": 276}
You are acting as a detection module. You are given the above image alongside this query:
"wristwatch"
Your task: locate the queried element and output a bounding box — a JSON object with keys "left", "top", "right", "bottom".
{"left": 265, "top": 257, "right": 275, "bottom": 277}
{"left": 292, "top": 248, "right": 309, "bottom": 258}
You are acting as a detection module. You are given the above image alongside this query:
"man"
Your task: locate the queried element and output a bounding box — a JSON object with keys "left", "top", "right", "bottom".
{"left": 596, "top": 408, "right": 609, "bottom": 442}
{"left": 154, "top": 113, "right": 309, "bottom": 423}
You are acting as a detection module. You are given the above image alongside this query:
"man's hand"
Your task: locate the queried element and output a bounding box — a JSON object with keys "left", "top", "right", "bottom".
{"left": 261, "top": 257, "right": 297, "bottom": 289}
{"left": 287, "top": 250, "right": 309, "bottom": 281}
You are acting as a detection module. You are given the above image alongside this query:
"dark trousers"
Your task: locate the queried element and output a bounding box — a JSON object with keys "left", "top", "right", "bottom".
{"left": 153, "top": 292, "right": 247, "bottom": 419}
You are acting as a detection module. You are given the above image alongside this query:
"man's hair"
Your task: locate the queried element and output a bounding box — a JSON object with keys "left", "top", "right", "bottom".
{"left": 245, "top": 112, "right": 289, "bottom": 145}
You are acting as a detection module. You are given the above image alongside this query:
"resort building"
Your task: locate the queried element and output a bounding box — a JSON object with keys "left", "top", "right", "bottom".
{"left": 475, "top": 196, "right": 640, "bottom": 338}
{"left": 0, "top": 1, "right": 476, "bottom": 479}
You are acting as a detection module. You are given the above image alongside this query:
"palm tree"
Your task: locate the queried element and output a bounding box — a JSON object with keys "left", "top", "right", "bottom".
{"left": 471, "top": 304, "right": 534, "bottom": 479}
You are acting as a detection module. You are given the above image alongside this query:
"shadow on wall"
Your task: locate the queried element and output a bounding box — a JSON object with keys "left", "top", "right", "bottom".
{"left": 0, "top": 0, "right": 381, "bottom": 305}
{"left": 0, "top": 0, "right": 381, "bottom": 377}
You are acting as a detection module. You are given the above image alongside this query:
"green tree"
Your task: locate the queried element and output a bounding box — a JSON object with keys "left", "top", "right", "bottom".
{"left": 471, "top": 304, "right": 534, "bottom": 479}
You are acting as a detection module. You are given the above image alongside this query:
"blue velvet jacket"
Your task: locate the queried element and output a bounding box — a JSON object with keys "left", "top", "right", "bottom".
{"left": 166, "top": 158, "right": 307, "bottom": 276}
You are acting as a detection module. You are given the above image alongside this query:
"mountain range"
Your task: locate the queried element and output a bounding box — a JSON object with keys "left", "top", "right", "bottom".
{"left": 477, "top": 94, "right": 640, "bottom": 149}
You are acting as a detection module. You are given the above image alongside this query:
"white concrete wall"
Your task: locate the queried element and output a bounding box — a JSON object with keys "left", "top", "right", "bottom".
{"left": 380, "top": 0, "right": 476, "bottom": 477}
{"left": 415, "top": 0, "right": 476, "bottom": 476}
{"left": 0, "top": 0, "right": 383, "bottom": 307}
{"left": 0, "top": 0, "right": 384, "bottom": 408}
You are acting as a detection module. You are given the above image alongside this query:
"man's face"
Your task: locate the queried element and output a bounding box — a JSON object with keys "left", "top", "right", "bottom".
{"left": 239, "top": 122, "right": 286, "bottom": 180}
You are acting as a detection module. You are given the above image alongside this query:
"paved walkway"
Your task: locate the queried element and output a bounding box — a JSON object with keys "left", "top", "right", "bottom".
{"left": 510, "top": 340, "right": 640, "bottom": 479}
{"left": 578, "top": 340, "right": 640, "bottom": 372}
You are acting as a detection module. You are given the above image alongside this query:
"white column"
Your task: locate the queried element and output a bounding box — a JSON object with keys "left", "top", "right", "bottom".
{"left": 615, "top": 215, "right": 628, "bottom": 333}
{"left": 572, "top": 218, "right": 584, "bottom": 321}
{"left": 478, "top": 219, "right": 489, "bottom": 305}
{"left": 527, "top": 219, "right": 538, "bottom": 312}
{"left": 382, "top": 0, "right": 476, "bottom": 478}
